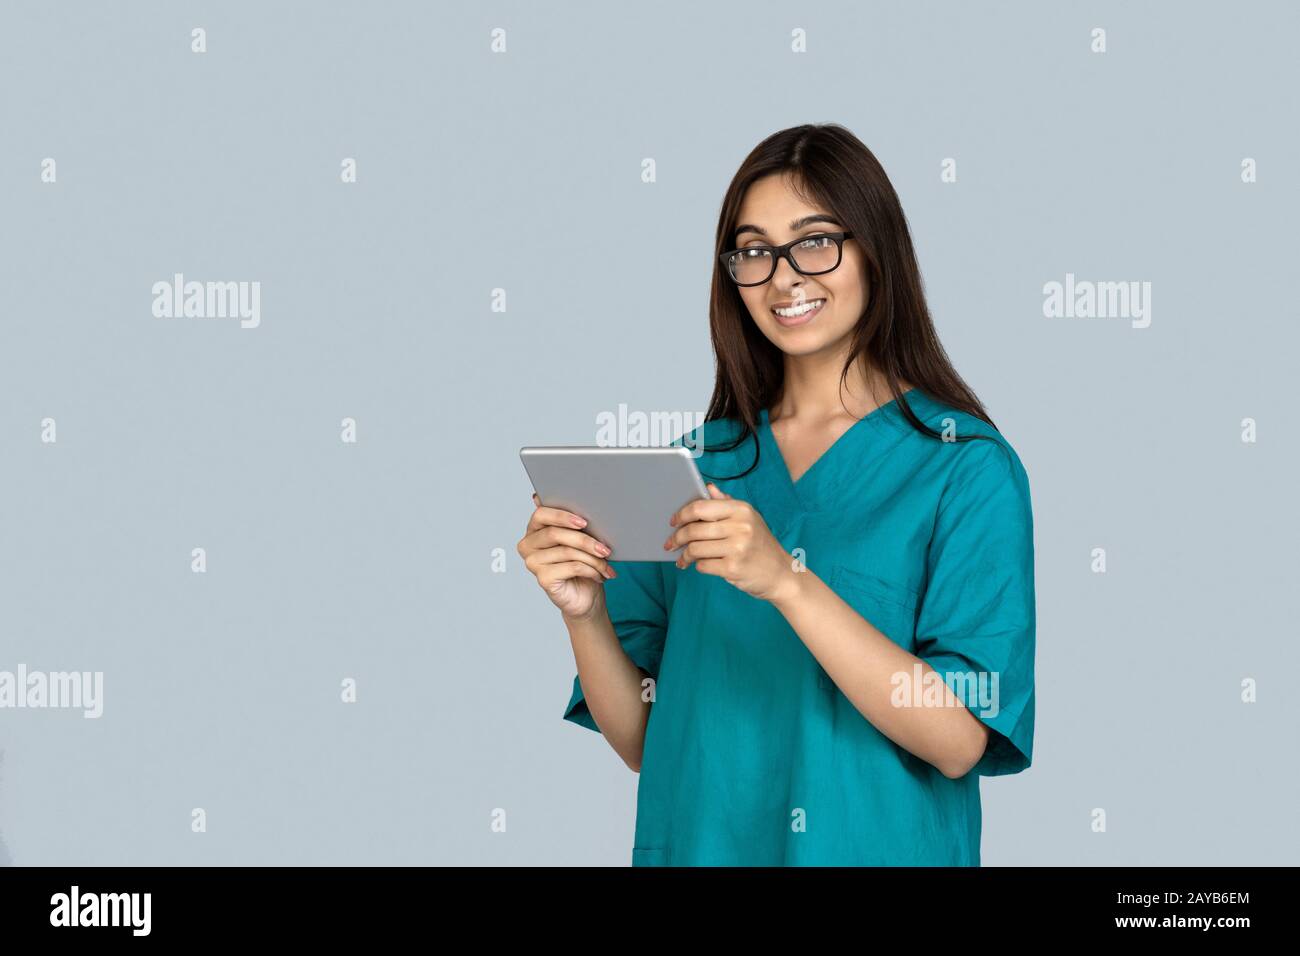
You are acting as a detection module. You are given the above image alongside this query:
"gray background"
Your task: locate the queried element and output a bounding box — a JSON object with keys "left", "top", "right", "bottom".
{"left": 1, "top": 0, "right": 1296, "bottom": 865}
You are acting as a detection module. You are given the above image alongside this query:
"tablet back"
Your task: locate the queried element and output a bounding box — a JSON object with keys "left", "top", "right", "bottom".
{"left": 519, "top": 446, "right": 709, "bottom": 562}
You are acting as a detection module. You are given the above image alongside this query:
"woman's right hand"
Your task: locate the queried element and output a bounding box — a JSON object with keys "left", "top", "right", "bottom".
{"left": 517, "top": 493, "right": 618, "bottom": 621}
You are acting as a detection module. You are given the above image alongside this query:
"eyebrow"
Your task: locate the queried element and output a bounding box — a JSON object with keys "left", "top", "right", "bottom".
{"left": 733, "top": 214, "right": 841, "bottom": 241}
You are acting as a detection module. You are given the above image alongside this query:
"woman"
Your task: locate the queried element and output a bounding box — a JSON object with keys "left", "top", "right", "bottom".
{"left": 518, "top": 123, "right": 1035, "bottom": 866}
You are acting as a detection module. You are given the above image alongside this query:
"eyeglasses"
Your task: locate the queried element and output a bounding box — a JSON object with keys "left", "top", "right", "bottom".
{"left": 718, "top": 231, "right": 855, "bottom": 287}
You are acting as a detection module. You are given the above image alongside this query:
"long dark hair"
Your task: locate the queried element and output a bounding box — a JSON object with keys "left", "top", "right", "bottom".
{"left": 702, "top": 123, "right": 999, "bottom": 480}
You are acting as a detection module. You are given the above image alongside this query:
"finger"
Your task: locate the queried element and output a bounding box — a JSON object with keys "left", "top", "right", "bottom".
{"left": 525, "top": 526, "right": 612, "bottom": 560}
{"left": 675, "top": 539, "right": 732, "bottom": 569}
{"left": 669, "top": 497, "right": 735, "bottom": 527}
{"left": 528, "top": 545, "right": 615, "bottom": 578}
{"left": 707, "top": 483, "right": 731, "bottom": 499}
{"left": 664, "top": 518, "right": 730, "bottom": 552}
{"left": 528, "top": 503, "right": 590, "bottom": 533}
{"left": 689, "top": 557, "right": 729, "bottom": 577}
{"left": 539, "top": 562, "right": 608, "bottom": 589}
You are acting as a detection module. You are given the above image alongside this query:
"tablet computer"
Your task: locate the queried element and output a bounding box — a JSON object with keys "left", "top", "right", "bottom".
{"left": 519, "top": 445, "right": 710, "bottom": 562}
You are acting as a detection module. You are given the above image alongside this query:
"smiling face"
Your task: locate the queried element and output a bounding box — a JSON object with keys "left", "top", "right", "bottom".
{"left": 729, "top": 172, "right": 868, "bottom": 359}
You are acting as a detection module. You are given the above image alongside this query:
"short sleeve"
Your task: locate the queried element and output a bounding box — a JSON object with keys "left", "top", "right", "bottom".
{"left": 914, "top": 440, "right": 1036, "bottom": 776}
{"left": 562, "top": 560, "right": 671, "bottom": 732}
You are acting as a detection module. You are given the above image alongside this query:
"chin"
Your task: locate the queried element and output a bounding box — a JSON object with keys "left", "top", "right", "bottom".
{"left": 766, "top": 330, "right": 834, "bottom": 355}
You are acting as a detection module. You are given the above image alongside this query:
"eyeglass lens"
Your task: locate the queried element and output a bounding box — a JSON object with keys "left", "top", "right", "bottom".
{"left": 727, "top": 236, "right": 841, "bottom": 284}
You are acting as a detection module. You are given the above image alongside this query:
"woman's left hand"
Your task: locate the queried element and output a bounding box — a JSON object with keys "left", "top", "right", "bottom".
{"left": 663, "top": 483, "right": 793, "bottom": 603}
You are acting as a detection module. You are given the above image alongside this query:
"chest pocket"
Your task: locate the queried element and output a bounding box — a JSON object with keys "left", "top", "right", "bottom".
{"left": 828, "top": 564, "right": 921, "bottom": 652}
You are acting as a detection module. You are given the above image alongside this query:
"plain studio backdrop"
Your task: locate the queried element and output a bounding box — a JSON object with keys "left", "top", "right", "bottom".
{"left": 0, "top": 0, "right": 1296, "bottom": 865}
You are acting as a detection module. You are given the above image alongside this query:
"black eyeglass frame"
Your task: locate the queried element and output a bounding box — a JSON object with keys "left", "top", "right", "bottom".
{"left": 718, "top": 231, "right": 856, "bottom": 287}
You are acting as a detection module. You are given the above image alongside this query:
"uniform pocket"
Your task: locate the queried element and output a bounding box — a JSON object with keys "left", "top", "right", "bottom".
{"left": 631, "top": 846, "right": 670, "bottom": 866}
{"left": 832, "top": 565, "right": 920, "bottom": 611}
{"left": 830, "top": 564, "right": 921, "bottom": 650}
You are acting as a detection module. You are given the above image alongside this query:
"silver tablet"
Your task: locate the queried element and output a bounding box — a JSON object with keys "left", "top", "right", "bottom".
{"left": 520, "top": 445, "right": 710, "bottom": 562}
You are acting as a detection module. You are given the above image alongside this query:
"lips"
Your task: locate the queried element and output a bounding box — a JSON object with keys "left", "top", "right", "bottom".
{"left": 771, "top": 298, "right": 826, "bottom": 326}
{"left": 771, "top": 297, "right": 825, "bottom": 314}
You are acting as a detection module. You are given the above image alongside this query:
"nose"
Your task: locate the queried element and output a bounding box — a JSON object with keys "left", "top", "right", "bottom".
{"left": 771, "top": 253, "right": 804, "bottom": 289}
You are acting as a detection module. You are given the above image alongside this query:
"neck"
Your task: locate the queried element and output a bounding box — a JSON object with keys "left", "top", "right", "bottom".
{"left": 773, "top": 351, "right": 905, "bottom": 422}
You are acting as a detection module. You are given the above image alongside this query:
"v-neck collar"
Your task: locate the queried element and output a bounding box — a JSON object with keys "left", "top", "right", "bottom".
{"left": 747, "top": 387, "right": 925, "bottom": 533}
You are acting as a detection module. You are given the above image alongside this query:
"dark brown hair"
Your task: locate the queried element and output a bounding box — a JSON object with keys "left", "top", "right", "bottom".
{"left": 702, "top": 123, "right": 999, "bottom": 480}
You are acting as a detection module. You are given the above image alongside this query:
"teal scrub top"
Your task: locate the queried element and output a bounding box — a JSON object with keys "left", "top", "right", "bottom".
{"left": 562, "top": 387, "right": 1036, "bottom": 866}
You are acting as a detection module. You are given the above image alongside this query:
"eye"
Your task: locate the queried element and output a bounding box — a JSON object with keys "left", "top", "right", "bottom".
{"left": 796, "top": 235, "right": 834, "bottom": 251}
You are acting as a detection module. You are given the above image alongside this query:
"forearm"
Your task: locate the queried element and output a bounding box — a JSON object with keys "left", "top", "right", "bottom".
{"left": 769, "top": 568, "right": 989, "bottom": 778}
{"left": 563, "top": 594, "right": 653, "bottom": 772}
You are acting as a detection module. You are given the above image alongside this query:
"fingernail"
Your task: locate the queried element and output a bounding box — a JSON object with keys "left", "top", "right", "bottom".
{"left": 597, "top": 543, "right": 611, "bottom": 556}
{"left": 571, "top": 516, "right": 587, "bottom": 527}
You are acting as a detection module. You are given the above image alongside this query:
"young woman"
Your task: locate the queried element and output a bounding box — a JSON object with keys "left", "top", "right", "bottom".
{"left": 518, "top": 123, "right": 1035, "bottom": 866}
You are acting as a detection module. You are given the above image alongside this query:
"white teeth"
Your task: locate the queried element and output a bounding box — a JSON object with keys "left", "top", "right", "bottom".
{"left": 773, "top": 299, "right": 825, "bottom": 317}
